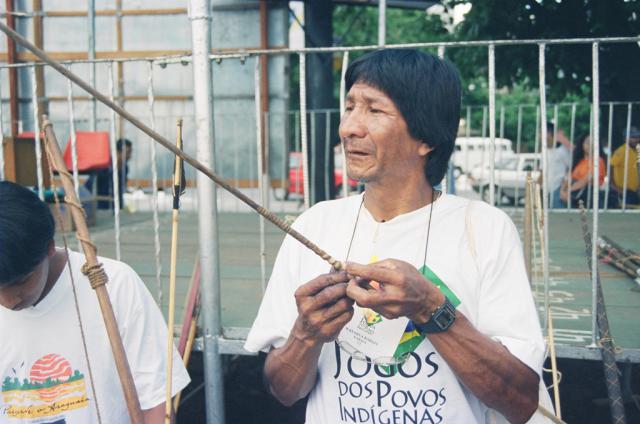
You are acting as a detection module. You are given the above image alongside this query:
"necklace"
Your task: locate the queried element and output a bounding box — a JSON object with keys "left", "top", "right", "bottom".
{"left": 345, "top": 188, "right": 439, "bottom": 268}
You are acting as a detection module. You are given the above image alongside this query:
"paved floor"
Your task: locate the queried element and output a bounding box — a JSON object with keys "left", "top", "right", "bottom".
{"left": 55, "top": 201, "right": 640, "bottom": 361}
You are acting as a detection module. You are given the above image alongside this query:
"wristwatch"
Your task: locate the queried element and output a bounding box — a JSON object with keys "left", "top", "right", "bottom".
{"left": 414, "top": 296, "right": 456, "bottom": 334}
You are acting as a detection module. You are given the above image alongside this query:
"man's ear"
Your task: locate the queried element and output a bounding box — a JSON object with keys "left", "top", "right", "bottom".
{"left": 418, "top": 142, "right": 433, "bottom": 157}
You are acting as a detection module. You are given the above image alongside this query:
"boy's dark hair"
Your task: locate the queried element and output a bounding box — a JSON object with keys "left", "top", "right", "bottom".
{"left": 344, "top": 49, "right": 461, "bottom": 186}
{"left": 0, "top": 181, "right": 55, "bottom": 287}
{"left": 116, "top": 138, "right": 132, "bottom": 152}
{"left": 547, "top": 121, "right": 556, "bottom": 135}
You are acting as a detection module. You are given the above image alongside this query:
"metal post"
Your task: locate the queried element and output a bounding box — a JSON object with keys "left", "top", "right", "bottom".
{"left": 538, "top": 44, "right": 550, "bottom": 332}
{"left": 378, "top": 0, "right": 386, "bottom": 47}
{"left": 339, "top": 51, "right": 349, "bottom": 198}
{"left": 499, "top": 105, "right": 505, "bottom": 140}
{"left": 299, "top": 53, "right": 310, "bottom": 208}
{"left": 622, "top": 103, "right": 632, "bottom": 210}
{"left": 514, "top": 105, "right": 523, "bottom": 205}
{"left": 488, "top": 44, "right": 496, "bottom": 206}
{"left": 88, "top": 0, "right": 97, "bottom": 131}
{"left": 0, "top": 67, "right": 4, "bottom": 180}
{"left": 66, "top": 65, "right": 80, "bottom": 196}
{"left": 147, "top": 60, "right": 163, "bottom": 307}
{"left": 465, "top": 106, "right": 470, "bottom": 173}
{"left": 108, "top": 62, "right": 122, "bottom": 261}
{"left": 568, "top": 103, "right": 576, "bottom": 209}
{"left": 189, "top": 1, "right": 225, "bottom": 422}
{"left": 324, "top": 110, "right": 331, "bottom": 197}
{"left": 604, "top": 103, "right": 614, "bottom": 210}
{"left": 254, "top": 57, "right": 267, "bottom": 292}
{"left": 535, "top": 106, "right": 540, "bottom": 156}
{"left": 30, "top": 66, "right": 44, "bottom": 200}
{"left": 590, "top": 42, "right": 601, "bottom": 347}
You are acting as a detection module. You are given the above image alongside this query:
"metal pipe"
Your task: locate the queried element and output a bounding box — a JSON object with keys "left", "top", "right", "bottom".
{"left": 324, "top": 110, "right": 330, "bottom": 198}
{"left": 378, "top": 0, "right": 386, "bottom": 47}
{"left": 488, "top": 44, "right": 496, "bottom": 206}
{"left": 147, "top": 60, "right": 163, "bottom": 307}
{"left": 538, "top": 44, "right": 550, "bottom": 333}
{"left": 0, "top": 67, "right": 5, "bottom": 180}
{"left": 66, "top": 65, "right": 80, "bottom": 196}
{"left": 465, "top": 106, "right": 470, "bottom": 173}
{"left": 568, "top": 103, "right": 576, "bottom": 209}
{"left": 5, "top": 0, "right": 19, "bottom": 138}
{"left": 299, "top": 53, "right": 310, "bottom": 208}
{"left": 339, "top": 51, "right": 349, "bottom": 198}
{"left": 108, "top": 62, "right": 122, "bottom": 261}
{"left": 310, "top": 112, "right": 316, "bottom": 204}
{"left": 189, "top": 1, "right": 225, "bottom": 421}
{"left": 255, "top": 58, "right": 267, "bottom": 293}
{"left": 30, "top": 66, "right": 44, "bottom": 200}
{"left": 514, "top": 105, "right": 523, "bottom": 205}
{"left": 590, "top": 42, "right": 601, "bottom": 348}
{"left": 88, "top": 0, "right": 97, "bottom": 130}
{"left": 622, "top": 103, "right": 632, "bottom": 210}
{"left": 604, "top": 103, "right": 614, "bottom": 210}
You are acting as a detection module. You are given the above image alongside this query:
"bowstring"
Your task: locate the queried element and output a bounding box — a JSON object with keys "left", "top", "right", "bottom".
{"left": 44, "top": 141, "right": 103, "bottom": 424}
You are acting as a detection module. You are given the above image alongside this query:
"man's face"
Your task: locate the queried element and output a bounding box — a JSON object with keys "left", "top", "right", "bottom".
{"left": 0, "top": 244, "right": 53, "bottom": 311}
{"left": 339, "top": 83, "right": 431, "bottom": 184}
{"left": 628, "top": 136, "right": 640, "bottom": 148}
{"left": 117, "top": 145, "right": 132, "bottom": 168}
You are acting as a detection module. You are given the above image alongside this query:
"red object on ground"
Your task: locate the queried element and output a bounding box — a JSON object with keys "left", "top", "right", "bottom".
{"left": 63, "top": 131, "right": 111, "bottom": 171}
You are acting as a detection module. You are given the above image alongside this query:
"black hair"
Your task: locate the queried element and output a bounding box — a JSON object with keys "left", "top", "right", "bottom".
{"left": 344, "top": 49, "right": 461, "bottom": 186}
{"left": 547, "top": 121, "right": 556, "bottom": 135}
{"left": 572, "top": 133, "right": 605, "bottom": 170}
{"left": 116, "top": 138, "right": 132, "bottom": 151}
{"left": 0, "top": 181, "right": 55, "bottom": 287}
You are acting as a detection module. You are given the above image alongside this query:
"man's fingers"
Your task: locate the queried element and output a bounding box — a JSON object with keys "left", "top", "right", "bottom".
{"left": 311, "top": 283, "right": 349, "bottom": 309}
{"left": 295, "top": 271, "right": 349, "bottom": 297}
{"left": 346, "top": 279, "right": 383, "bottom": 308}
{"left": 345, "top": 262, "right": 403, "bottom": 287}
{"left": 322, "top": 297, "right": 355, "bottom": 321}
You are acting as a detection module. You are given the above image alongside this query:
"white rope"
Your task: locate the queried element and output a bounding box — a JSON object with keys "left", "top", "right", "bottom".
{"left": 107, "top": 62, "right": 121, "bottom": 260}
{"left": 147, "top": 61, "right": 163, "bottom": 306}
{"left": 299, "top": 53, "right": 310, "bottom": 209}
{"left": 30, "top": 66, "right": 44, "bottom": 200}
{"left": 254, "top": 58, "right": 267, "bottom": 292}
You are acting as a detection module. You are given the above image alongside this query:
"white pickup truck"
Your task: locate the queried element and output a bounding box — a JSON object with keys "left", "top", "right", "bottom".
{"left": 469, "top": 153, "right": 541, "bottom": 205}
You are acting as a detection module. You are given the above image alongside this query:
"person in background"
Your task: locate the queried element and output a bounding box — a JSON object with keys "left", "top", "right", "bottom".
{"left": 85, "top": 138, "right": 132, "bottom": 210}
{"left": 560, "top": 133, "right": 606, "bottom": 208}
{"left": 610, "top": 126, "right": 640, "bottom": 207}
{"left": 545, "top": 122, "right": 572, "bottom": 209}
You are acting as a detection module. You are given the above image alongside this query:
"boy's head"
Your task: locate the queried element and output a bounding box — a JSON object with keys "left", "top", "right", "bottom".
{"left": 0, "top": 181, "right": 56, "bottom": 310}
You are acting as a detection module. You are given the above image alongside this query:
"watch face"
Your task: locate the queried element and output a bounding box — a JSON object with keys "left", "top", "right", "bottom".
{"left": 434, "top": 312, "right": 454, "bottom": 329}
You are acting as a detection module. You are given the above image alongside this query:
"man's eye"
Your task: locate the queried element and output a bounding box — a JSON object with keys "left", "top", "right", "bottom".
{"left": 370, "top": 108, "right": 382, "bottom": 114}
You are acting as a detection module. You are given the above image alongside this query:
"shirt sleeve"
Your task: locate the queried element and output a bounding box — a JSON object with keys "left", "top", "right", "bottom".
{"left": 108, "top": 262, "right": 191, "bottom": 410}
{"left": 244, "top": 221, "right": 305, "bottom": 353}
{"left": 473, "top": 208, "right": 545, "bottom": 378}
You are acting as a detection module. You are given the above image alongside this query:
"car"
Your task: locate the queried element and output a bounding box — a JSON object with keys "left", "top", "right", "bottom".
{"left": 287, "top": 151, "right": 359, "bottom": 197}
{"left": 469, "top": 153, "right": 541, "bottom": 205}
{"left": 453, "top": 137, "right": 515, "bottom": 176}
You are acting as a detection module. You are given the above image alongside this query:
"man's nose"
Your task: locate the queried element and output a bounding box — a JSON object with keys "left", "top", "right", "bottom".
{"left": 339, "top": 109, "right": 367, "bottom": 140}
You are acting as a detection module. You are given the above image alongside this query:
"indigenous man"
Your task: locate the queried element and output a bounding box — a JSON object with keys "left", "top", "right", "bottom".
{"left": 245, "top": 49, "right": 548, "bottom": 423}
{"left": 0, "top": 181, "right": 189, "bottom": 423}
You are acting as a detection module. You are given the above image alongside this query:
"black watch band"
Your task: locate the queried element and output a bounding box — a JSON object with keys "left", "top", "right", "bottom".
{"left": 414, "top": 296, "right": 456, "bottom": 334}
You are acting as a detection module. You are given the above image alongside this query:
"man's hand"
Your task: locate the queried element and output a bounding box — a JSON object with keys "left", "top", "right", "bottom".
{"left": 345, "top": 260, "right": 445, "bottom": 324}
{"left": 292, "top": 271, "right": 355, "bottom": 346}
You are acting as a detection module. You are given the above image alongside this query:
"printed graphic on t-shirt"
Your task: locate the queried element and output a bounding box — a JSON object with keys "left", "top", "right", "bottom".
{"left": 1, "top": 353, "right": 89, "bottom": 421}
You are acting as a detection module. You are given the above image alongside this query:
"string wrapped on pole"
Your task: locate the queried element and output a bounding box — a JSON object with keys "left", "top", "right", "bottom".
{"left": 147, "top": 60, "right": 163, "bottom": 307}
{"left": 41, "top": 116, "right": 145, "bottom": 424}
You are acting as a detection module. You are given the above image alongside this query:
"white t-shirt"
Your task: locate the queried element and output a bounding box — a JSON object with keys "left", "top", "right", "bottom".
{"left": 548, "top": 145, "right": 571, "bottom": 192}
{"left": 0, "top": 250, "right": 190, "bottom": 424}
{"left": 245, "top": 193, "right": 544, "bottom": 424}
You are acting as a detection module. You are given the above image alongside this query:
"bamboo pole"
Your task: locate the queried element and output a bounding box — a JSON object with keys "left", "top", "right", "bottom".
{"left": 41, "top": 116, "right": 144, "bottom": 424}
{"left": 547, "top": 309, "right": 562, "bottom": 419}
{"left": 165, "top": 119, "right": 184, "bottom": 423}
{"left": 0, "top": 21, "right": 343, "bottom": 272}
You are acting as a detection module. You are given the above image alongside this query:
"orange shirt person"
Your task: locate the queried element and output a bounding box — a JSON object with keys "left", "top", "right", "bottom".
{"left": 560, "top": 134, "right": 606, "bottom": 206}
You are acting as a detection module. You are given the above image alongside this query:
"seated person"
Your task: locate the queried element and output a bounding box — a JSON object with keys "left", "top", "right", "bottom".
{"left": 0, "top": 181, "right": 189, "bottom": 423}
{"left": 560, "top": 133, "right": 606, "bottom": 208}
{"left": 610, "top": 126, "right": 640, "bottom": 207}
{"left": 85, "top": 138, "right": 132, "bottom": 210}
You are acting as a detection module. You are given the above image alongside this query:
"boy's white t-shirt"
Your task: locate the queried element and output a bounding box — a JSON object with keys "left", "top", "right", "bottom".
{"left": 0, "top": 251, "right": 190, "bottom": 424}
{"left": 245, "top": 193, "right": 545, "bottom": 424}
